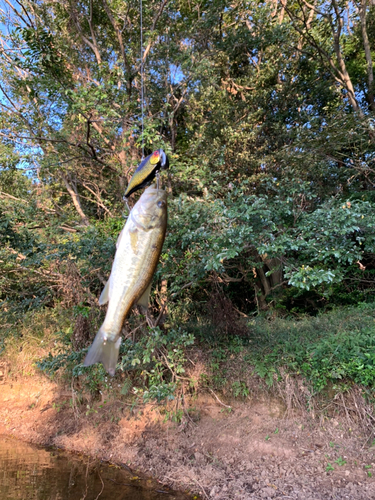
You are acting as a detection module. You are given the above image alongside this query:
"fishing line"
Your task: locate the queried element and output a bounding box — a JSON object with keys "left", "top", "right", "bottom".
{"left": 123, "top": 0, "right": 144, "bottom": 215}
{"left": 140, "top": 0, "right": 144, "bottom": 159}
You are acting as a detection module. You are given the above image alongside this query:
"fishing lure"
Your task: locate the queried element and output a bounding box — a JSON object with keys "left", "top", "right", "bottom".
{"left": 124, "top": 149, "right": 169, "bottom": 199}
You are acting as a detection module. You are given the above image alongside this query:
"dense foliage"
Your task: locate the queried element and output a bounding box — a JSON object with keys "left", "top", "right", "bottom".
{"left": 1, "top": 0, "right": 375, "bottom": 399}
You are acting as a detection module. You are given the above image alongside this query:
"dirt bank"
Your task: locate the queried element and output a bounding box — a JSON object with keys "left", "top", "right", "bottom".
{"left": 1, "top": 375, "right": 375, "bottom": 500}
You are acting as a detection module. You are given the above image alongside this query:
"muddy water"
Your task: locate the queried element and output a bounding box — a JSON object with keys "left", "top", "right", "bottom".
{"left": 0, "top": 436, "right": 190, "bottom": 500}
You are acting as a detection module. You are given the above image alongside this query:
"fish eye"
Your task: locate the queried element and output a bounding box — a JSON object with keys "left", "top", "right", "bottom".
{"left": 157, "top": 200, "right": 165, "bottom": 208}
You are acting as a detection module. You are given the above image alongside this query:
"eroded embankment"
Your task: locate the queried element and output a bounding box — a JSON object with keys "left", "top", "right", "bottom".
{"left": 1, "top": 374, "right": 375, "bottom": 500}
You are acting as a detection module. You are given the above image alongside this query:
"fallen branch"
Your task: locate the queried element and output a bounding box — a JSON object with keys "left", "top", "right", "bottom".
{"left": 189, "top": 476, "right": 209, "bottom": 500}
{"left": 208, "top": 387, "right": 232, "bottom": 410}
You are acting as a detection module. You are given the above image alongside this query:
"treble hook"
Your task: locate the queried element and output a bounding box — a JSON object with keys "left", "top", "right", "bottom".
{"left": 156, "top": 171, "right": 160, "bottom": 190}
{"left": 122, "top": 195, "right": 131, "bottom": 216}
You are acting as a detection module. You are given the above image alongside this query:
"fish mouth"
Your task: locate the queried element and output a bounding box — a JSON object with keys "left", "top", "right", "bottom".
{"left": 143, "top": 183, "right": 167, "bottom": 197}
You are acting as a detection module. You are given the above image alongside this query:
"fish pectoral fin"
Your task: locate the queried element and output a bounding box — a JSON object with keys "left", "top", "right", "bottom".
{"left": 99, "top": 278, "right": 111, "bottom": 305}
{"left": 137, "top": 282, "right": 152, "bottom": 309}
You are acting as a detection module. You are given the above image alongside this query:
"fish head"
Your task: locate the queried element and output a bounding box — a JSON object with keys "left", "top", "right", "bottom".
{"left": 132, "top": 184, "right": 167, "bottom": 230}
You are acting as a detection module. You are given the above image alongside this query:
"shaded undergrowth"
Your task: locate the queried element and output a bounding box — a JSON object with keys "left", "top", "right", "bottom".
{"left": 1, "top": 302, "right": 375, "bottom": 428}
{"left": 187, "top": 303, "right": 375, "bottom": 426}
{"left": 246, "top": 302, "right": 375, "bottom": 393}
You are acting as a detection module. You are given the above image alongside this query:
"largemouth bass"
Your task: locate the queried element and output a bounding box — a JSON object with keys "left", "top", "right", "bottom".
{"left": 84, "top": 184, "right": 168, "bottom": 375}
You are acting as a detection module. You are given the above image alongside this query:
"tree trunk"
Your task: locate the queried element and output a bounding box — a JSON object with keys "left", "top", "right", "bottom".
{"left": 253, "top": 254, "right": 284, "bottom": 310}
{"left": 60, "top": 172, "right": 89, "bottom": 226}
{"left": 359, "top": 0, "right": 375, "bottom": 111}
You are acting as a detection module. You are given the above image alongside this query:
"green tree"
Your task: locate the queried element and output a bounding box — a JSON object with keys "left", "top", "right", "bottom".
{"left": 0, "top": 0, "right": 374, "bottom": 321}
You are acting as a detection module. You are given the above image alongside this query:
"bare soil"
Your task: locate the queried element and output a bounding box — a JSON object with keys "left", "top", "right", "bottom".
{"left": 1, "top": 376, "right": 375, "bottom": 500}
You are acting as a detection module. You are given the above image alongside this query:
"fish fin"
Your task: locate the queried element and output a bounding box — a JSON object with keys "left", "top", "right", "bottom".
{"left": 83, "top": 328, "right": 121, "bottom": 376}
{"left": 137, "top": 282, "right": 152, "bottom": 309}
{"left": 99, "top": 278, "right": 111, "bottom": 305}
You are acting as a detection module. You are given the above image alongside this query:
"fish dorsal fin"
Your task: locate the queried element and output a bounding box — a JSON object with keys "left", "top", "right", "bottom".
{"left": 99, "top": 278, "right": 111, "bottom": 305}
{"left": 137, "top": 282, "right": 152, "bottom": 309}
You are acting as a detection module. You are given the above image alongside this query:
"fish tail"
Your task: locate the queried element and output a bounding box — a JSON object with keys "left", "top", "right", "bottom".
{"left": 83, "top": 328, "right": 121, "bottom": 376}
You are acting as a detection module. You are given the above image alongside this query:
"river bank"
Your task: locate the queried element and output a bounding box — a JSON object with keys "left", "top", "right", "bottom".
{"left": 1, "top": 374, "right": 375, "bottom": 500}
{"left": 0, "top": 434, "right": 189, "bottom": 499}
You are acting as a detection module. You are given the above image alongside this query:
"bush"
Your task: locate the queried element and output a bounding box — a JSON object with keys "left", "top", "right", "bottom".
{"left": 37, "top": 325, "right": 195, "bottom": 403}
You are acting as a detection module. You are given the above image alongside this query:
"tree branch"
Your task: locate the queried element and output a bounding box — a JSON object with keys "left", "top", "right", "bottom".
{"left": 0, "top": 191, "right": 28, "bottom": 203}
{"left": 102, "top": 0, "right": 132, "bottom": 94}
{"left": 286, "top": 1, "right": 362, "bottom": 114}
{"left": 70, "top": 1, "right": 102, "bottom": 65}
{"left": 60, "top": 171, "right": 90, "bottom": 225}
{"left": 142, "top": 0, "right": 168, "bottom": 64}
{"left": 80, "top": 181, "right": 114, "bottom": 216}
{"left": 359, "top": 0, "right": 375, "bottom": 111}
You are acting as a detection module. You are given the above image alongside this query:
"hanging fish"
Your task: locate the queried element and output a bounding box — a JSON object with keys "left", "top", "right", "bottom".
{"left": 124, "top": 148, "right": 169, "bottom": 199}
{"left": 84, "top": 184, "right": 168, "bottom": 375}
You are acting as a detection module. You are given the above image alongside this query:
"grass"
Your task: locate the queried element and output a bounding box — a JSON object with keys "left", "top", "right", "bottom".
{"left": 0, "top": 305, "right": 72, "bottom": 379}
{"left": 186, "top": 302, "right": 375, "bottom": 423}
{"left": 246, "top": 302, "right": 375, "bottom": 393}
{"left": 2, "top": 301, "right": 375, "bottom": 424}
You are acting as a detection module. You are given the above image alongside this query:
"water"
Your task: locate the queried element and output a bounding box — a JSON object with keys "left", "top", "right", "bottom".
{"left": 0, "top": 436, "right": 190, "bottom": 500}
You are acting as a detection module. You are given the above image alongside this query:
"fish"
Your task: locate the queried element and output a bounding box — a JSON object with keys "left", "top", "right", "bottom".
{"left": 83, "top": 184, "right": 168, "bottom": 375}
{"left": 124, "top": 148, "right": 169, "bottom": 199}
